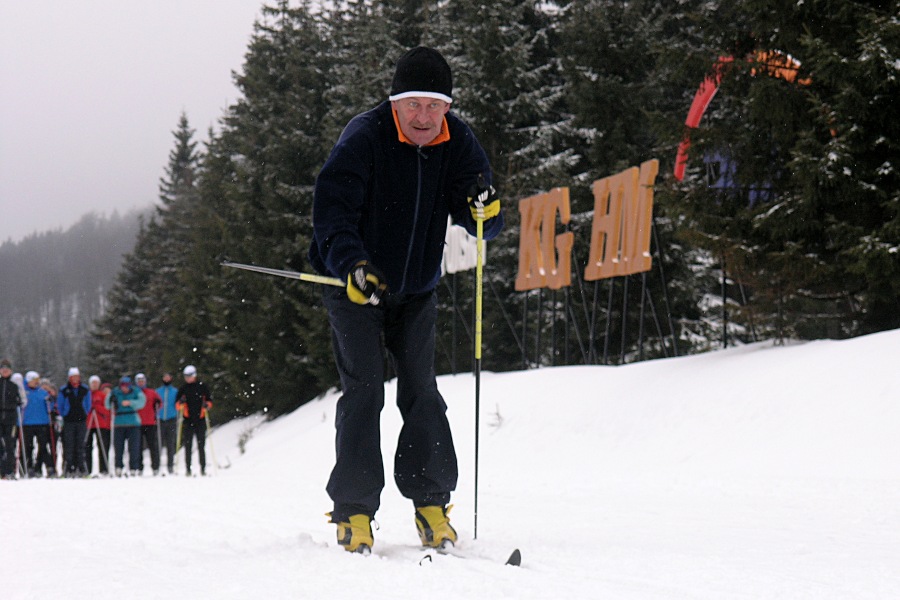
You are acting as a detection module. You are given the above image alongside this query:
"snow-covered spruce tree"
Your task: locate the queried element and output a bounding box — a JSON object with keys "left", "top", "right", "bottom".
{"left": 145, "top": 113, "right": 202, "bottom": 378}
{"left": 87, "top": 114, "right": 202, "bottom": 380}
{"left": 550, "top": 0, "right": 707, "bottom": 361}
{"left": 664, "top": 0, "right": 899, "bottom": 341}
{"left": 415, "top": 0, "right": 592, "bottom": 371}
{"left": 180, "top": 1, "right": 337, "bottom": 417}
{"left": 317, "top": 0, "right": 410, "bottom": 149}
{"left": 640, "top": 0, "right": 765, "bottom": 348}
{"left": 786, "top": 1, "right": 900, "bottom": 335}
{"left": 558, "top": 0, "right": 667, "bottom": 189}
{"left": 87, "top": 216, "right": 157, "bottom": 379}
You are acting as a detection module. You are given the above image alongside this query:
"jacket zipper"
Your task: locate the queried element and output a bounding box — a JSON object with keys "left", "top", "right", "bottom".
{"left": 399, "top": 147, "right": 426, "bottom": 293}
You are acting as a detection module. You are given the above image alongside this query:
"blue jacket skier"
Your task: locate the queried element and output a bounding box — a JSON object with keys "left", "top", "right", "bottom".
{"left": 22, "top": 371, "right": 56, "bottom": 476}
{"left": 155, "top": 372, "right": 179, "bottom": 474}
{"left": 106, "top": 376, "right": 146, "bottom": 475}
{"left": 57, "top": 367, "right": 91, "bottom": 475}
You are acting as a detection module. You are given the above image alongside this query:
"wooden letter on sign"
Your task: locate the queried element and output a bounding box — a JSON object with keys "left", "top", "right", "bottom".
{"left": 515, "top": 187, "right": 574, "bottom": 291}
{"left": 584, "top": 159, "right": 659, "bottom": 281}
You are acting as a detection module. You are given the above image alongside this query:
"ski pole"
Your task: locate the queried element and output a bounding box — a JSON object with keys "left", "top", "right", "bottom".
{"left": 156, "top": 418, "right": 162, "bottom": 468}
{"left": 155, "top": 401, "right": 163, "bottom": 471}
{"left": 93, "top": 412, "right": 108, "bottom": 475}
{"left": 205, "top": 410, "right": 218, "bottom": 475}
{"left": 473, "top": 210, "right": 485, "bottom": 540}
{"left": 161, "top": 387, "right": 171, "bottom": 470}
{"left": 221, "top": 261, "right": 344, "bottom": 287}
{"left": 86, "top": 411, "right": 109, "bottom": 476}
{"left": 83, "top": 412, "right": 93, "bottom": 445}
{"left": 110, "top": 402, "right": 117, "bottom": 476}
{"left": 46, "top": 399, "right": 58, "bottom": 477}
{"left": 16, "top": 406, "right": 27, "bottom": 479}
{"left": 175, "top": 412, "right": 183, "bottom": 473}
{"left": 83, "top": 411, "right": 93, "bottom": 473}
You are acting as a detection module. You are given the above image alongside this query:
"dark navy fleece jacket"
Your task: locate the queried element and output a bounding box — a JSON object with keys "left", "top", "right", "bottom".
{"left": 309, "top": 101, "right": 503, "bottom": 296}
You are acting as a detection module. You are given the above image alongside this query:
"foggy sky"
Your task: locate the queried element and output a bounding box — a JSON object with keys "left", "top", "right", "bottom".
{"left": 0, "top": 1, "right": 263, "bottom": 244}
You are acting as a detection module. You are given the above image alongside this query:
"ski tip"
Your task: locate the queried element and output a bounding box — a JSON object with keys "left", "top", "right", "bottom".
{"left": 506, "top": 548, "right": 522, "bottom": 567}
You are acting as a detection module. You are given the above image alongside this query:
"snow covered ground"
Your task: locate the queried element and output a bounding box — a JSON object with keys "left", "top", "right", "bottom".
{"left": 3, "top": 329, "right": 899, "bottom": 599}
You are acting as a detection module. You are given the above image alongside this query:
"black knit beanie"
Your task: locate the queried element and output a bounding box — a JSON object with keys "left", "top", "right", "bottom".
{"left": 389, "top": 47, "right": 452, "bottom": 103}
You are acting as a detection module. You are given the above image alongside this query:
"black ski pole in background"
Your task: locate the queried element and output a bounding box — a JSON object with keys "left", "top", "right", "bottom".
{"left": 155, "top": 400, "right": 163, "bottom": 471}
{"left": 85, "top": 410, "right": 109, "bottom": 476}
{"left": 109, "top": 400, "right": 117, "bottom": 476}
{"left": 205, "top": 409, "right": 218, "bottom": 475}
{"left": 16, "top": 406, "right": 27, "bottom": 478}
{"left": 46, "top": 396, "right": 58, "bottom": 476}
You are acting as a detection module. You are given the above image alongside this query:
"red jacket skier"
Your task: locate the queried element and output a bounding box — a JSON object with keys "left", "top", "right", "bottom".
{"left": 135, "top": 373, "right": 162, "bottom": 475}
{"left": 85, "top": 376, "right": 111, "bottom": 475}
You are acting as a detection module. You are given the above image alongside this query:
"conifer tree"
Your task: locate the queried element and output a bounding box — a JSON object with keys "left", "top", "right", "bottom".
{"left": 88, "top": 114, "right": 201, "bottom": 380}
{"left": 664, "top": 0, "right": 900, "bottom": 340}
{"left": 182, "top": 1, "right": 337, "bottom": 416}
{"left": 88, "top": 216, "right": 157, "bottom": 378}
{"left": 416, "top": 0, "right": 584, "bottom": 369}
{"left": 146, "top": 113, "right": 202, "bottom": 375}
{"left": 318, "top": 0, "right": 407, "bottom": 146}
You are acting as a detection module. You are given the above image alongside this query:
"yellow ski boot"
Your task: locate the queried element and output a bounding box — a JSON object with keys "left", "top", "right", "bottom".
{"left": 415, "top": 505, "right": 458, "bottom": 550}
{"left": 328, "top": 513, "right": 374, "bottom": 554}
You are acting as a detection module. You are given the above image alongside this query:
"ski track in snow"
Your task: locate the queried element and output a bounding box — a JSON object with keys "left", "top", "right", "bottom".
{"left": 3, "top": 330, "right": 900, "bottom": 599}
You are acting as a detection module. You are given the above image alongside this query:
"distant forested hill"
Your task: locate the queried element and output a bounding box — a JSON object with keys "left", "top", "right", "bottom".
{"left": 0, "top": 210, "right": 144, "bottom": 383}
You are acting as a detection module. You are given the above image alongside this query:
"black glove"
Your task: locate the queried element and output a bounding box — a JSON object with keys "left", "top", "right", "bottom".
{"left": 467, "top": 176, "right": 500, "bottom": 221}
{"left": 346, "top": 261, "right": 387, "bottom": 306}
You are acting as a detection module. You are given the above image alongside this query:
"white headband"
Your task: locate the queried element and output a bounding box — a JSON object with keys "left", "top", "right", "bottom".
{"left": 388, "top": 90, "right": 452, "bottom": 104}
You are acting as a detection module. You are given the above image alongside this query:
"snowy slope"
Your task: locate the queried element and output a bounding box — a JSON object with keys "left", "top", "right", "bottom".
{"left": 3, "top": 330, "right": 899, "bottom": 599}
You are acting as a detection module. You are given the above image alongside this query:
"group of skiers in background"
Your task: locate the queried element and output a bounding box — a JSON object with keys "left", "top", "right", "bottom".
{"left": 0, "top": 359, "right": 214, "bottom": 480}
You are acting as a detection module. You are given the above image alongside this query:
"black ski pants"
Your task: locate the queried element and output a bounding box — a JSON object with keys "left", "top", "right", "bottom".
{"left": 0, "top": 418, "right": 18, "bottom": 477}
{"left": 113, "top": 425, "right": 142, "bottom": 471}
{"left": 140, "top": 424, "right": 160, "bottom": 472}
{"left": 159, "top": 418, "right": 177, "bottom": 472}
{"left": 23, "top": 425, "right": 53, "bottom": 475}
{"left": 62, "top": 420, "right": 88, "bottom": 474}
{"left": 85, "top": 427, "right": 110, "bottom": 474}
{"left": 323, "top": 287, "right": 458, "bottom": 521}
{"left": 182, "top": 418, "right": 207, "bottom": 473}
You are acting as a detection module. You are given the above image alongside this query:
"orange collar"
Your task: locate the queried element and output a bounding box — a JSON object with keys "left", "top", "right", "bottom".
{"left": 392, "top": 108, "right": 451, "bottom": 147}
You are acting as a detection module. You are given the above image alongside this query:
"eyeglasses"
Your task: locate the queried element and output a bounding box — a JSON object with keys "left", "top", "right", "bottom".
{"left": 399, "top": 99, "right": 448, "bottom": 114}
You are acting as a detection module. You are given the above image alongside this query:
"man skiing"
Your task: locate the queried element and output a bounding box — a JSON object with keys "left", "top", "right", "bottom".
{"left": 0, "top": 358, "right": 24, "bottom": 479}
{"left": 175, "top": 365, "right": 213, "bottom": 476}
{"left": 309, "top": 46, "right": 503, "bottom": 553}
{"left": 155, "top": 372, "right": 179, "bottom": 475}
{"left": 57, "top": 367, "right": 91, "bottom": 476}
{"left": 84, "top": 375, "right": 111, "bottom": 476}
{"left": 106, "top": 376, "right": 146, "bottom": 476}
{"left": 135, "top": 373, "right": 162, "bottom": 475}
{"left": 21, "top": 371, "right": 56, "bottom": 477}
